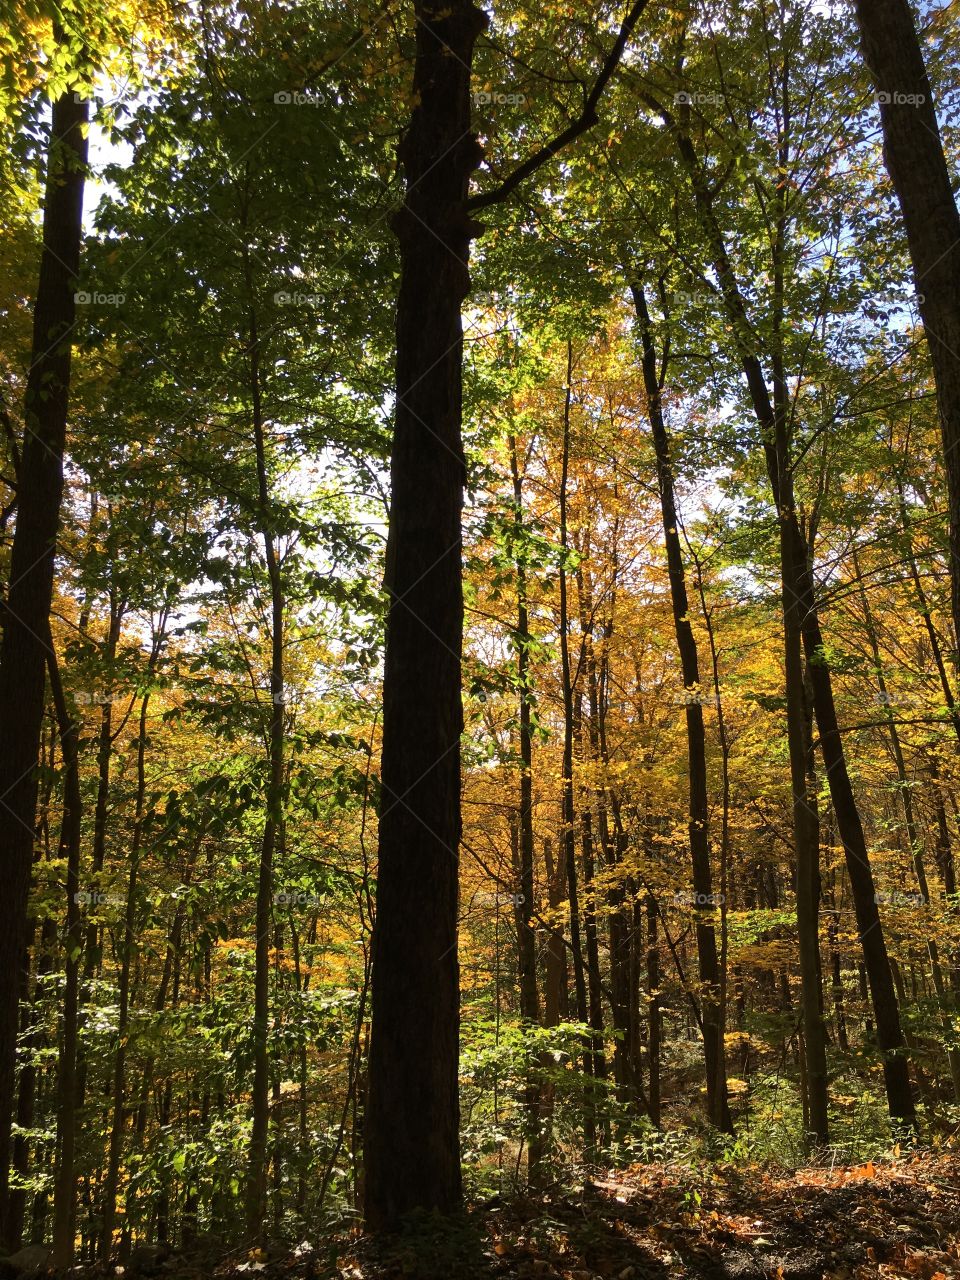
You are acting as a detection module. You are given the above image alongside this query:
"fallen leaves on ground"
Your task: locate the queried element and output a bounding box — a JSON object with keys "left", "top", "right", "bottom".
{"left": 80, "top": 1152, "right": 957, "bottom": 1280}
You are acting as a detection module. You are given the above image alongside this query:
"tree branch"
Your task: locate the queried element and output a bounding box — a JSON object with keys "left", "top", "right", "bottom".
{"left": 467, "top": 0, "right": 652, "bottom": 211}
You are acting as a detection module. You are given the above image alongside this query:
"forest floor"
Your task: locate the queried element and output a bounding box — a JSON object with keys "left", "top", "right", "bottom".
{"left": 206, "top": 1153, "right": 960, "bottom": 1280}
{"left": 12, "top": 1154, "right": 956, "bottom": 1280}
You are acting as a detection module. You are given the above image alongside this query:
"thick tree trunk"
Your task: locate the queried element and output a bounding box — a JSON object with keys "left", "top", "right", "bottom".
{"left": 854, "top": 0, "right": 960, "bottom": 660}
{"left": 0, "top": 85, "right": 87, "bottom": 1245}
{"left": 363, "top": 0, "right": 486, "bottom": 1229}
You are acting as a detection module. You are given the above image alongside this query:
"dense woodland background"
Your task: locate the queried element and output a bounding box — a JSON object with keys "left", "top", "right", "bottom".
{"left": 3, "top": 0, "right": 960, "bottom": 1270}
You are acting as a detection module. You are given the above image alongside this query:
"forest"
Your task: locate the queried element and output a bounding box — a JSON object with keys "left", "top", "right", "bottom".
{"left": 2, "top": 0, "right": 960, "bottom": 1276}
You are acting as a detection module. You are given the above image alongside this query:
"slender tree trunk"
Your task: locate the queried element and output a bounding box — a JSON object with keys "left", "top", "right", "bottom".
{"left": 242, "top": 256, "right": 286, "bottom": 1239}
{"left": 101, "top": 659, "right": 164, "bottom": 1259}
{"left": 542, "top": 838, "right": 566, "bottom": 1028}
{"left": 363, "top": 0, "right": 486, "bottom": 1229}
{"left": 894, "top": 472, "right": 960, "bottom": 749}
{"left": 630, "top": 283, "right": 731, "bottom": 1132}
{"left": 854, "top": 0, "right": 960, "bottom": 660}
{"left": 800, "top": 595, "right": 916, "bottom": 1126}
{"left": 853, "top": 548, "right": 960, "bottom": 1100}
{"left": 646, "top": 891, "right": 661, "bottom": 1128}
{"left": 76, "top": 607, "right": 124, "bottom": 1112}
{"left": 0, "top": 83, "right": 87, "bottom": 1245}
{"left": 507, "top": 437, "right": 543, "bottom": 1177}
{"left": 575, "top": 683, "right": 609, "bottom": 1104}
{"left": 557, "top": 345, "right": 597, "bottom": 1150}
{"left": 672, "top": 121, "right": 914, "bottom": 1130}
{"left": 48, "top": 642, "right": 83, "bottom": 1266}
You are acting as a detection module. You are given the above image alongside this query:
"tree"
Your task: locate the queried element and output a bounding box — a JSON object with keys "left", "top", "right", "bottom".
{"left": 854, "top": 0, "right": 960, "bottom": 670}
{"left": 0, "top": 75, "right": 88, "bottom": 1247}
{"left": 364, "top": 0, "right": 652, "bottom": 1225}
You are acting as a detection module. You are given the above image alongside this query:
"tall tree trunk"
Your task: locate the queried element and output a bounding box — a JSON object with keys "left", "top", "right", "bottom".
{"left": 800, "top": 592, "right": 916, "bottom": 1127}
{"left": 76, "top": 605, "right": 124, "bottom": 1111}
{"left": 99, "top": 705, "right": 145, "bottom": 1259}
{"left": 363, "top": 0, "right": 486, "bottom": 1229}
{"left": 242, "top": 254, "right": 286, "bottom": 1239}
{"left": 508, "top": 436, "right": 543, "bottom": 1177}
{"left": 557, "top": 345, "right": 597, "bottom": 1150}
{"left": 630, "top": 283, "right": 731, "bottom": 1133}
{"left": 646, "top": 890, "right": 661, "bottom": 1128}
{"left": 671, "top": 118, "right": 914, "bottom": 1130}
{"left": 48, "top": 642, "right": 83, "bottom": 1266}
{"left": 100, "top": 616, "right": 167, "bottom": 1260}
{"left": 854, "top": 0, "right": 960, "bottom": 660}
{"left": 853, "top": 547, "right": 960, "bottom": 1100}
{"left": 0, "top": 83, "right": 87, "bottom": 1245}
{"left": 893, "top": 469, "right": 960, "bottom": 750}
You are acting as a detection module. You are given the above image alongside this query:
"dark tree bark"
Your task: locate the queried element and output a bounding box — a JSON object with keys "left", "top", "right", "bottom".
{"left": 363, "top": 0, "right": 651, "bottom": 1226}
{"left": 243, "top": 248, "right": 287, "bottom": 1239}
{"left": 853, "top": 547, "right": 960, "bottom": 1101}
{"left": 508, "top": 437, "right": 543, "bottom": 1176}
{"left": 75, "top": 603, "right": 124, "bottom": 1111}
{"left": 47, "top": 642, "right": 83, "bottom": 1267}
{"left": 557, "top": 348, "right": 598, "bottom": 1147}
{"left": 668, "top": 111, "right": 913, "bottom": 1132}
{"left": 362, "top": 0, "right": 486, "bottom": 1229}
{"left": 645, "top": 890, "right": 661, "bottom": 1127}
{"left": 854, "top": 0, "right": 960, "bottom": 663}
{"left": 630, "top": 282, "right": 731, "bottom": 1133}
{"left": 0, "top": 85, "right": 87, "bottom": 1245}
{"left": 893, "top": 466, "right": 960, "bottom": 750}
